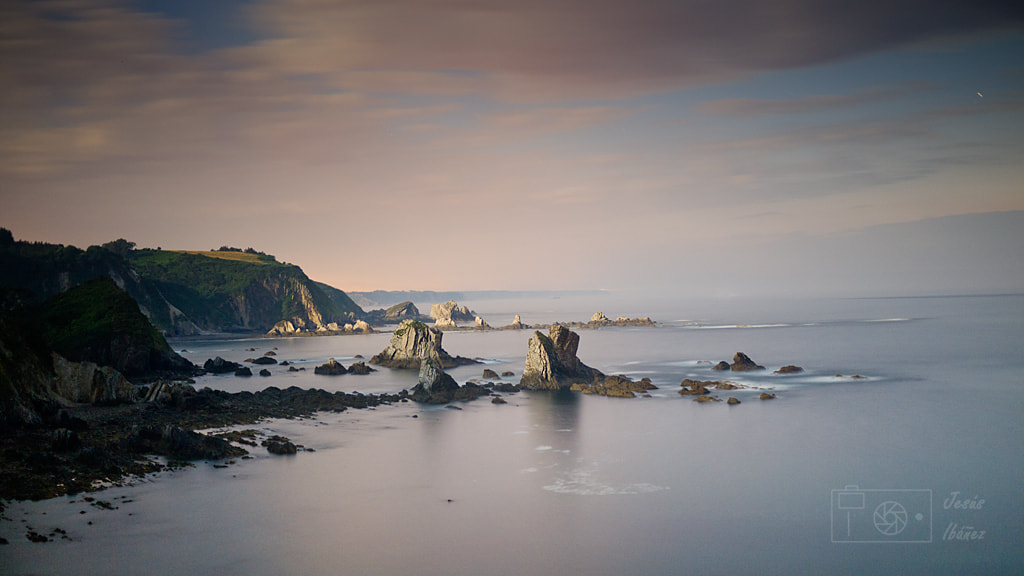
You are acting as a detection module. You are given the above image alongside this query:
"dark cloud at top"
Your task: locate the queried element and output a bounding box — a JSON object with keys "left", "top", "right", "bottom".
{"left": 251, "top": 0, "right": 1024, "bottom": 98}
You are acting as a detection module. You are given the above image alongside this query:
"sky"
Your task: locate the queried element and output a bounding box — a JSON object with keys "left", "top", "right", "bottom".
{"left": 2, "top": 0, "right": 1023, "bottom": 298}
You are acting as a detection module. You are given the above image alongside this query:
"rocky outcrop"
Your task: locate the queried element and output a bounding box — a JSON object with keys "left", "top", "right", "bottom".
{"left": 51, "top": 354, "right": 136, "bottom": 406}
{"left": 520, "top": 325, "right": 604, "bottom": 390}
{"left": 314, "top": 359, "right": 347, "bottom": 375}
{"left": 482, "top": 369, "right": 500, "bottom": 379}
{"left": 712, "top": 361, "right": 730, "bottom": 371}
{"left": 347, "top": 361, "right": 374, "bottom": 375}
{"left": 262, "top": 436, "right": 298, "bottom": 455}
{"left": 384, "top": 301, "right": 420, "bottom": 322}
{"left": 727, "top": 397, "right": 741, "bottom": 405}
{"left": 234, "top": 367, "right": 253, "bottom": 377}
{"left": 204, "top": 356, "right": 242, "bottom": 374}
{"left": 774, "top": 365, "right": 803, "bottom": 374}
{"left": 267, "top": 318, "right": 373, "bottom": 336}
{"left": 251, "top": 356, "right": 277, "bottom": 365}
{"left": 410, "top": 358, "right": 461, "bottom": 402}
{"left": 571, "top": 375, "right": 657, "bottom": 398}
{"left": 679, "top": 380, "right": 711, "bottom": 396}
{"left": 430, "top": 300, "right": 477, "bottom": 329}
{"left": 510, "top": 314, "right": 527, "bottom": 329}
{"left": 369, "top": 320, "right": 477, "bottom": 369}
{"left": 474, "top": 316, "right": 491, "bottom": 329}
{"left": 760, "top": 393, "right": 777, "bottom": 400}
{"left": 730, "top": 352, "right": 765, "bottom": 372}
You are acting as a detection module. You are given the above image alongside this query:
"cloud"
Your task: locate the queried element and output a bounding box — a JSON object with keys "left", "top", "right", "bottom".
{"left": 696, "top": 84, "right": 937, "bottom": 118}
{"left": 248, "top": 0, "right": 1024, "bottom": 100}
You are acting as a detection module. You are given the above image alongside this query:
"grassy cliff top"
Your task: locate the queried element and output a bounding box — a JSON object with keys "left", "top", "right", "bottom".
{"left": 170, "top": 250, "right": 276, "bottom": 264}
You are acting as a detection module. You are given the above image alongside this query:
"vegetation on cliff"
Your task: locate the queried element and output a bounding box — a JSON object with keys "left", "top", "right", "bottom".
{"left": 128, "top": 249, "right": 363, "bottom": 333}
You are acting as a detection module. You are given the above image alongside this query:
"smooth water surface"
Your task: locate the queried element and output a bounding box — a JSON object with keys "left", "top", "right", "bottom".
{"left": 3, "top": 295, "right": 1022, "bottom": 575}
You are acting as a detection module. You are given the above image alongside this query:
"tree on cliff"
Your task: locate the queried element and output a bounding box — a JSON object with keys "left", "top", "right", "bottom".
{"left": 101, "top": 238, "right": 136, "bottom": 258}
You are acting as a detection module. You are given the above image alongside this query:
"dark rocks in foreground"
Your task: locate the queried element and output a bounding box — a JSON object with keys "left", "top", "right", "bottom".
{"left": 129, "top": 425, "right": 246, "bottom": 461}
{"left": 0, "top": 384, "right": 408, "bottom": 501}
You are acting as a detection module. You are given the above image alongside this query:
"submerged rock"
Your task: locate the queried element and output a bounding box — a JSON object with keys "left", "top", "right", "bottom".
{"left": 251, "top": 356, "right": 277, "bottom": 365}
{"left": 234, "top": 367, "right": 253, "bottom": 377}
{"left": 727, "top": 397, "right": 741, "bottom": 405}
{"left": 760, "top": 393, "right": 777, "bottom": 400}
{"left": 711, "top": 361, "right": 731, "bottom": 371}
{"left": 774, "top": 365, "right": 804, "bottom": 374}
{"left": 482, "top": 369, "right": 500, "bottom": 379}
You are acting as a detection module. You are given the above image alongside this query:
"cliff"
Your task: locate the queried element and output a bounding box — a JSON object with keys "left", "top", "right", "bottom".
{"left": 0, "top": 278, "right": 194, "bottom": 426}
{"left": 128, "top": 249, "right": 364, "bottom": 334}
{"left": 0, "top": 233, "right": 198, "bottom": 335}
{"left": 35, "top": 278, "right": 195, "bottom": 379}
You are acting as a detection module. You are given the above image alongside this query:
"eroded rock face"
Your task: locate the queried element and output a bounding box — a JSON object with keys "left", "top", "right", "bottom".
{"left": 520, "top": 325, "right": 604, "bottom": 390}
{"left": 369, "top": 320, "right": 475, "bottom": 369}
{"left": 409, "top": 357, "right": 463, "bottom": 403}
{"left": 430, "top": 300, "right": 477, "bottom": 329}
{"left": 51, "top": 354, "right": 135, "bottom": 405}
{"left": 384, "top": 301, "right": 420, "bottom": 322}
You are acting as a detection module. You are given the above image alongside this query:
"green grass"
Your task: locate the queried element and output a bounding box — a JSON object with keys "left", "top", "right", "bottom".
{"left": 36, "top": 277, "right": 171, "bottom": 360}
{"left": 172, "top": 250, "right": 273, "bottom": 264}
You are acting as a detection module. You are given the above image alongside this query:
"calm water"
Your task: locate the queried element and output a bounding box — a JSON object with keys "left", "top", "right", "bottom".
{"left": 3, "top": 295, "right": 1023, "bottom": 575}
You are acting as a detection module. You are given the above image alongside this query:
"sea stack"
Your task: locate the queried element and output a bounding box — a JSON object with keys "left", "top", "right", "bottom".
{"left": 520, "top": 325, "right": 604, "bottom": 390}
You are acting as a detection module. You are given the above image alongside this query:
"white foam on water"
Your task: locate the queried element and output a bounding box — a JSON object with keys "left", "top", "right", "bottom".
{"left": 542, "top": 466, "right": 669, "bottom": 496}
{"left": 535, "top": 445, "right": 553, "bottom": 451}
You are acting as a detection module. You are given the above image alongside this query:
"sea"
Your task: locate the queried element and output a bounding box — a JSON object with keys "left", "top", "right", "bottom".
{"left": 2, "top": 294, "right": 1022, "bottom": 575}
